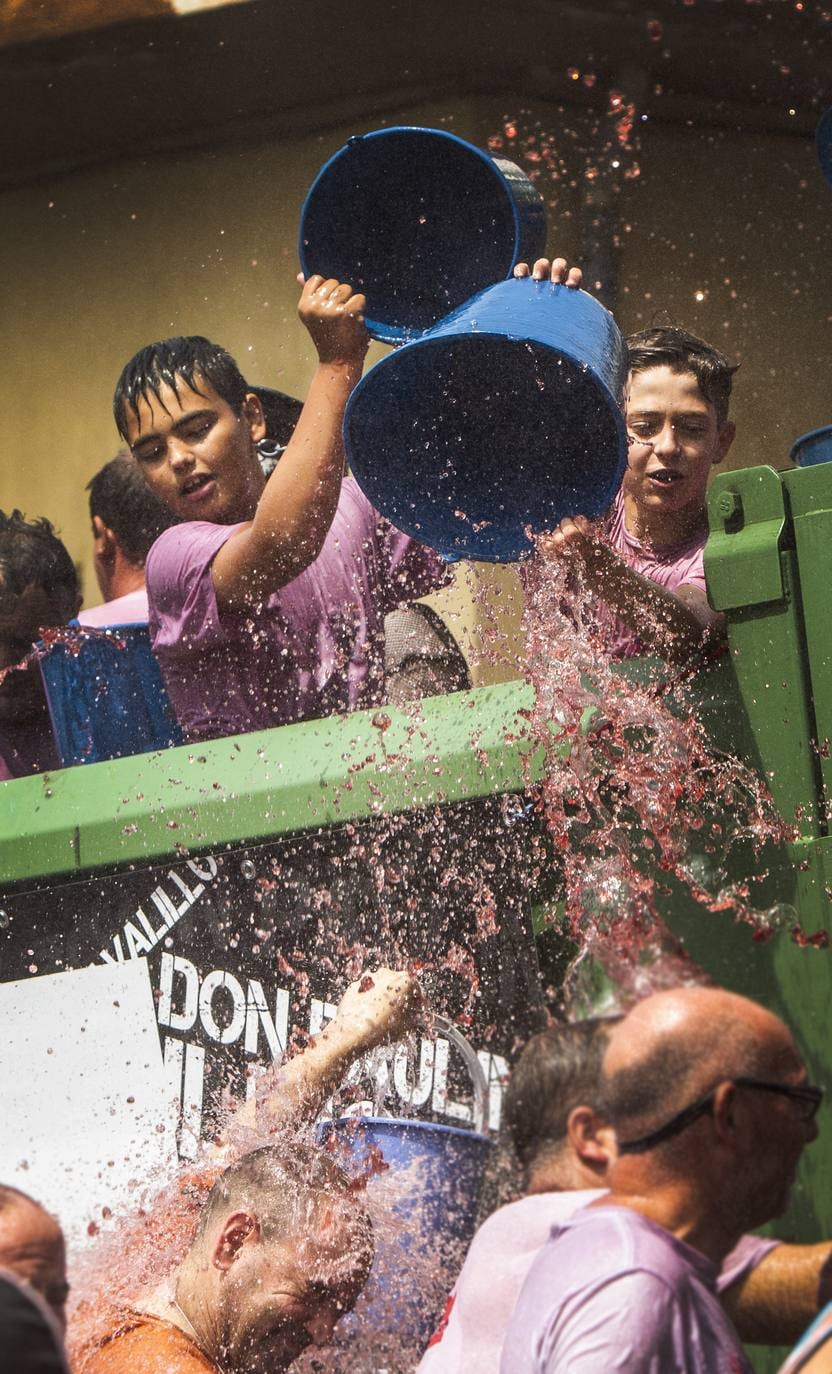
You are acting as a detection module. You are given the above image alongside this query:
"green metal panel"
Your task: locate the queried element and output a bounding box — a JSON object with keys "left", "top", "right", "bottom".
{"left": 706, "top": 466, "right": 786, "bottom": 611}
{"left": 0, "top": 682, "right": 542, "bottom": 885}
{"left": 784, "top": 464, "right": 832, "bottom": 812}
{"left": 706, "top": 469, "right": 825, "bottom": 842}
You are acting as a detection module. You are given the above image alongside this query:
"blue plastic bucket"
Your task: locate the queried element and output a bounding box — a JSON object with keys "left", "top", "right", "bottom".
{"left": 38, "top": 624, "right": 184, "bottom": 766}
{"left": 317, "top": 1115, "right": 493, "bottom": 1353}
{"left": 299, "top": 126, "right": 547, "bottom": 343}
{"left": 790, "top": 426, "right": 832, "bottom": 467}
{"left": 344, "top": 275, "right": 628, "bottom": 562}
{"left": 817, "top": 108, "right": 832, "bottom": 188}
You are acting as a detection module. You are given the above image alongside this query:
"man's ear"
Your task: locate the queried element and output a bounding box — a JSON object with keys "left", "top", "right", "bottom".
{"left": 92, "top": 517, "right": 116, "bottom": 559}
{"left": 243, "top": 392, "right": 267, "bottom": 445}
{"left": 567, "top": 1106, "right": 615, "bottom": 1172}
{"left": 714, "top": 420, "right": 736, "bottom": 466}
{"left": 710, "top": 1080, "right": 748, "bottom": 1149}
{"left": 212, "top": 1211, "right": 258, "bottom": 1272}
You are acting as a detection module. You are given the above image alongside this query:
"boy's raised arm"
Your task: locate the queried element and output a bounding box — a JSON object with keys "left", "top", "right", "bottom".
{"left": 211, "top": 274, "right": 369, "bottom": 611}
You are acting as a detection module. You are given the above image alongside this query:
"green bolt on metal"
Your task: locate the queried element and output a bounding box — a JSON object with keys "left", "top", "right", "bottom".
{"left": 716, "top": 489, "right": 741, "bottom": 521}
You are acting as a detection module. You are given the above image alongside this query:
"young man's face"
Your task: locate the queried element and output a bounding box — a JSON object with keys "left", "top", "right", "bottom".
{"left": 623, "top": 365, "right": 735, "bottom": 522}
{"left": 124, "top": 376, "right": 266, "bottom": 524}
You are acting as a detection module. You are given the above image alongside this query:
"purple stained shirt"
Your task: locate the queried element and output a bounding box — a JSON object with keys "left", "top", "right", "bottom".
{"left": 144, "top": 477, "right": 448, "bottom": 742}
{"left": 419, "top": 1191, "right": 774, "bottom": 1374}
{"left": 500, "top": 1204, "right": 754, "bottom": 1374}
{"left": 603, "top": 489, "right": 710, "bottom": 660}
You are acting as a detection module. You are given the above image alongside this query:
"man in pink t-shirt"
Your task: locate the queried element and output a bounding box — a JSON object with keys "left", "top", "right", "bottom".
{"left": 516, "top": 258, "right": 737, "bottom": 664}
{"left": 420, "top": 1015, "right": 832, "bottom": 1374}
{"left": 112, "top": 276, "right": 447, "bottom": 741}
{"left": 78, "top": 452, "right": 176, "bottom": 628}
{"left": 503, "top": 988, "right": 822, "bottom": 1373}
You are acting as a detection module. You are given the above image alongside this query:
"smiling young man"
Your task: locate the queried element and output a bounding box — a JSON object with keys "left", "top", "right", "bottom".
{"left": 515, "top": 258, "right": 737, "bottom": 665}
{"left": 544, "top": 323, "right": 736, "bottom": 664}
{"left": 114, "top": 273, "right": 446, "bottom": 743}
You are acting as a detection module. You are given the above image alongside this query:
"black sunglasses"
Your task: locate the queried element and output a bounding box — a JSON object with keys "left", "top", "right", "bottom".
{"left": 618, "top": 1077, "right": 824, "bottom": 1156}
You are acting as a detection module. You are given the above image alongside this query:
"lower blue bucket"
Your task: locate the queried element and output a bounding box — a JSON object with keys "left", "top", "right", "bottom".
{"left": 316, "top": 1116, "right": 493, "bottom": 1359}
{"left": 790, "top": 426, "right": 832, "bottom": 467}
{"left": 345, "top": 275, "right": 628, "bottom": 562}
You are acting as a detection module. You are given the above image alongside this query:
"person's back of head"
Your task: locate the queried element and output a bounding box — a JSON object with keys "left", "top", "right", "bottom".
{"left": 600, "top": 986, "right": 818, "bottom": 1233}
{"left": 86, "top": 452, "right": 178, "bottom": 573}
{"left": 504, "top": 1017, "right": 620, "bottom": 1192}
{"left": 0, "top": 1186, "right": 68, "bottom": 1331}
{"left": 626, "top": 326, "right": 738, "bottom": 427}
{"left": 0, "top": 513, "right": 79, "bottom": 622}
{"left": 0, "top": 512, "right": 80, "bottom": 730}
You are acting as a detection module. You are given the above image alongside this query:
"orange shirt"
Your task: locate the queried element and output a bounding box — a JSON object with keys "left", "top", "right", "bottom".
{"left": 76, "top": 1309, "right": 218, "bottom": 1374}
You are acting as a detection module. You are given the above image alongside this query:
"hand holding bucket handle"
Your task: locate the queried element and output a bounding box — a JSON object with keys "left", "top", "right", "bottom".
{"left": 432, "top": 1012, "right": 490, "bottom": 1135}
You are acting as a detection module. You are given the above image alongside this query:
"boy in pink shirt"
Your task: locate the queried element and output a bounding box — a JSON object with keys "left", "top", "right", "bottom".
{"left": 517, "top": 258, "right": 737, "bottom": 663}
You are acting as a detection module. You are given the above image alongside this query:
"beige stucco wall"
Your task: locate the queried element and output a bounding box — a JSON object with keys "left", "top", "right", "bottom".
{"left": 0, "top": 93, "right": 829, "bottom": 682}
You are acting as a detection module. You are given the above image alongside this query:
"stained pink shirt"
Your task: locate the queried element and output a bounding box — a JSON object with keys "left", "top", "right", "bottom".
{"left": 603, "top": 489, "right": 709, "bottom": 659}
{"left": 501, "top": 1204, "right": 754, "bottom": 1374}
{"left": 419, "top": 1191, "right": 775, "bottom": 1374}
{"left": 145, "top": 477, "right": 447, "bottom": 742}
{"left": 78, "top": 589, "right": 149, "bottom": 626}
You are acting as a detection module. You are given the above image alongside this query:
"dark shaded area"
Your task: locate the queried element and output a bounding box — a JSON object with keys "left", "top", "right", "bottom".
{"left": 0, "top": 0, "right": 827, "bottom": 193}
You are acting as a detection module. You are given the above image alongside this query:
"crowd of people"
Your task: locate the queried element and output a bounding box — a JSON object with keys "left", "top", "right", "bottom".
{"left": 2, "top": 979, "right": 830, "bottom": 1371}
{"left": 2, "top": 256, "right": 735, "bottom": 779}
{"left": 4, "top": 255, "right": 826, "bottom": 1372}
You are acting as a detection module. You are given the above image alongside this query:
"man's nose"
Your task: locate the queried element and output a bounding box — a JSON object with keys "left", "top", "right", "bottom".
{"left": 652, "top": 420, "right": 681, "bottom": 456}
{"left": 168, "top": 439, "right": 195, "bottom": 471}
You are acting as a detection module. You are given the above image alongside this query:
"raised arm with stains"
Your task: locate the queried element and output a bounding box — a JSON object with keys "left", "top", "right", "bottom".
{"left": 211, "top": 274, "right": 369, "bottom": 611}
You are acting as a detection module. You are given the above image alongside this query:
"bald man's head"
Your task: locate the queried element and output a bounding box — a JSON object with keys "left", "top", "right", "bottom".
{"left": 600, "top": 988, "right": 788, "bottom": 1137}
{"left": 0, "top": 1187, "right": 68, "bottom": 1330}
{"left": 599, "top": 987, "right": 818, "bottom": 1229}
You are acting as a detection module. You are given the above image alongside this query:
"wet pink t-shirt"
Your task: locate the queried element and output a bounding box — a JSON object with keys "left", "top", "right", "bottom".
{"left": 501, "top": 1204, "right": 754, "bottom": 1374}
{"left": 145, "top": 478, "right": 447, "bottom": 742}
{"left": 419, "top": 1191, "right": 775, "bottom": 1374}
{"left": 603, "top": 489, "right": 709, "bottom": 659}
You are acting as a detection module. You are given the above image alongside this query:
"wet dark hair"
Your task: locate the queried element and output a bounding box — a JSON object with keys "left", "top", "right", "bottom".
{"left": 113, "top": 335, "right": 249, "bottom": 440}
{"left": 504, "top": 1017, "right": 620, "bottom": 1171}
{"left": 194, "top": 1141, "right": 373, "bottom": 1254}
{"left": 626, "top": 326, "right": 739, "bottom": 428}
{"left": 0, "top": 511, "right": 79, "bottom": 611}
{"left": 86, "top": 452, "right": 178, "bottom": 567}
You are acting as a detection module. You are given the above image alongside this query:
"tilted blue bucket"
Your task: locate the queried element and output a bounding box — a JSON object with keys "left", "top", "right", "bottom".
{"left": 791, "top": 426, "right": 832, "bottom": 468}
{"left": 316, "top": 1115, "right": 493, "bottom": 1355}
{"left": 344, "top": 275, "right": 628, "bottom": 562}
{"left": 299, "top": 126, "right": 547, "bottom": 343}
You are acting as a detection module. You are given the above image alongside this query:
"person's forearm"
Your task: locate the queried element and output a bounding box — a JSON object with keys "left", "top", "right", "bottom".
{"left": 215, "top": 359, "right": 360, "bottom": 609}
{"left": 723, "top": 1242, "right": 832, "bottom": 1346}
{"left": 582, "top": 544, "right": 721, "bottom": 664}
{"left": 258, "top": 1016, "right": 357, "bottom": 1129}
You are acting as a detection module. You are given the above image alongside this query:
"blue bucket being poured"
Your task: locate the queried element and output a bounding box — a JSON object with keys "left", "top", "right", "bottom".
{"left": 299, "top": 126, "right": 547, "bottom": 343}
{"left": 315, "top": 1017, "right": 493, "bottom": 1357}
{"left": 344, "top": 275, "right": 628, "bottom": 562}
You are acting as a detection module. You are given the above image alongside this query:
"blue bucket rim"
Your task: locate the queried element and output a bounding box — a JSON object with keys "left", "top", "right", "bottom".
{"left": 320, "top": 1114, "right": 493, "bottom": 1146}
{"left": 790, "top": 424, "right": 832, "bottom": 461}
{"left": 299, "top": 125, "right": 539, "bottom": 344}
{"left": 344, "top": 279, "right": 629, "bottom": 563}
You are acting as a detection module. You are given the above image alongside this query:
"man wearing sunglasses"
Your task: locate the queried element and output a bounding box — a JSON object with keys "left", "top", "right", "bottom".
{"left": 503, "top": 986, "right": 822, "bottom": 1373}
